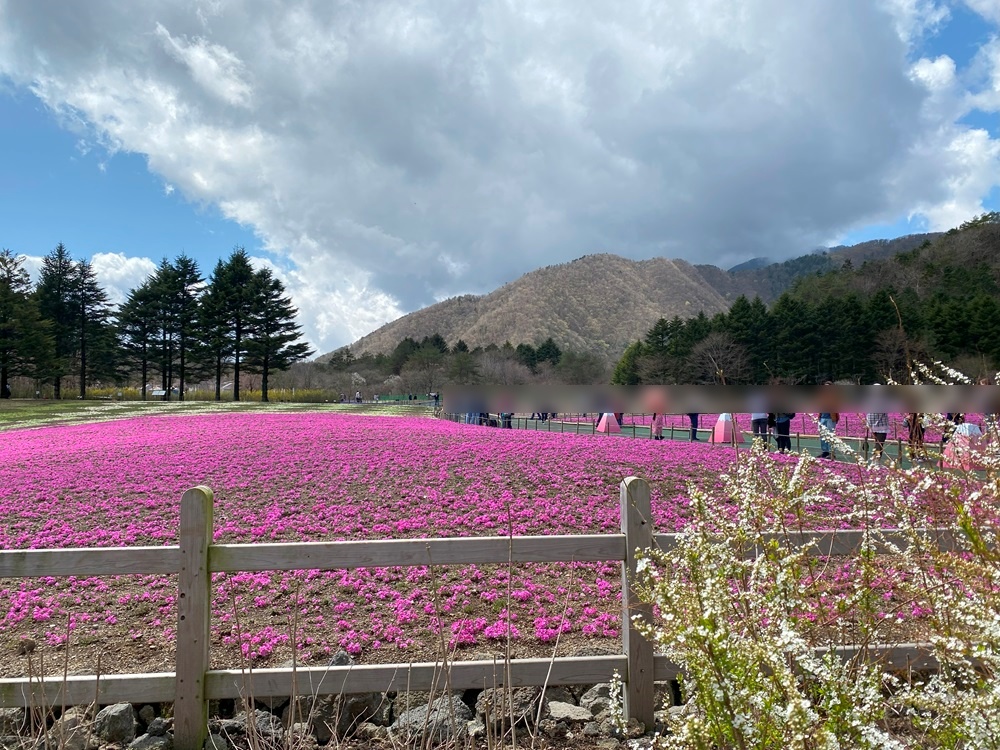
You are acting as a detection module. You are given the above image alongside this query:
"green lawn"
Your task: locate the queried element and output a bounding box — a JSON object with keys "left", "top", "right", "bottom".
{"left": 0, "top": 398, "right": 435, "bottom": 431}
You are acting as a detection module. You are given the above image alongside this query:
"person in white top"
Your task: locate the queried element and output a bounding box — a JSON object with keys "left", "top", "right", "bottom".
{"left": 751, "top": 412, "right": 769, "bottom": 445}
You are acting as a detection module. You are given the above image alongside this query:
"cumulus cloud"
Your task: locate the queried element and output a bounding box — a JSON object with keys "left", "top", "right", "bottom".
{"left": 1, "top": 0, "right": 999, "bottom": 353}
{"left": 964, "top": 0, "right": 1000, "bottom": 25}
{"left": 89, "top": 253, "right": 158, "bottom": 306}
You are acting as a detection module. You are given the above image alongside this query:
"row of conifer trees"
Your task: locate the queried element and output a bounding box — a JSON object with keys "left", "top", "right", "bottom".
{"left": 0, "top": 244, "right": 312, "bottom": 401}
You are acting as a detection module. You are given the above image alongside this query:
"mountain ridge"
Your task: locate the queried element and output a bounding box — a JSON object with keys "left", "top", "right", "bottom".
{"left": 325, "top": 233, "right": 940, "bottom": 361}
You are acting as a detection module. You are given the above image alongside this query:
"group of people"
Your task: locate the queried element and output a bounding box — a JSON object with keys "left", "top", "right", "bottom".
{"left": 750, "top": 412, "right": 797, "bottom": 452}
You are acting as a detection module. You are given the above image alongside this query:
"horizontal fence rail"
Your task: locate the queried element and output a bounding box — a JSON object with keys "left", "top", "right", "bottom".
{"left": 0, "top": 480, "right": 976, "bottom": 750}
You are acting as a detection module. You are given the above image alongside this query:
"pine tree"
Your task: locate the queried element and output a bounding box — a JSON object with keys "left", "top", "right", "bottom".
{"left": 207, "top": 248, "right": 257, "bottom": 401}
{"left": 244, "top": 268, "right": 313, "bottom": 402}
{"left": 172, "top": 255, "right": 203, "bottom": 400}
{"left": 146, "top": 256, "right": 204, "bottom": 400}
{"left": 35, "top": 243, "right": 79, "bottom": 398}
{"left": 196, "top": 264, "right": 232, "bottom": 401}
{"left": 0, "top": 249, "right": 53, "bottom": 395}
{"left": 71, "top": 260, "right": 114, "bottom": 398}
{"left": 118, "top": 281, "right": 159, "bottom": 399}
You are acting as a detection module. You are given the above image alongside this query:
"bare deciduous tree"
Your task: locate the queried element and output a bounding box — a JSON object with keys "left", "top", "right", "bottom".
{"left": 688, "top": 331, "right": 750, "bottom": 384}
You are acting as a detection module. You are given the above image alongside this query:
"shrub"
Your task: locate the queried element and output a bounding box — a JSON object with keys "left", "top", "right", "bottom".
{"left": 626, "top": 371, "right": 1000, "bottom": 748}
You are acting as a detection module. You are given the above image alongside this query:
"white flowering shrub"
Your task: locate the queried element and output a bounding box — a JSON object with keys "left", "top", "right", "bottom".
{"left": 630, "top": 375, "right": 1000, "bottom": 748}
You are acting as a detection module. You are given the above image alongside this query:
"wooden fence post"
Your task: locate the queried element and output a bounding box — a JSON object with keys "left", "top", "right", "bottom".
{"left": 175, "top": 486, "right": 214, "bottom": 750}
{"left": 620, "top": 476, "right": 655, "bottom": 729}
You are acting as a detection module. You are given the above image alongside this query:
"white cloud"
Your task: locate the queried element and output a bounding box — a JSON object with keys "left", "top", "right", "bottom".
{"left": 964, "top": 0, "right": 1000, "bottom": 25}
{"left": 89, "top": 253, "right": 158, "bottom": 306}
{"left": 20, "top": 255, "right": 44, "bottom": 285}
{"left": 154, "top": 22, "right": 253, "bottom": 109}
{"left": 882, "top": 0, "right": 951, "bottom": 42}
{"left": 1, "top": 0, "right": 999, "bottom": 354}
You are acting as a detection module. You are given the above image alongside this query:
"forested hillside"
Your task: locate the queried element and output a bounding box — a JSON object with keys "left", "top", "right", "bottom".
{"left": 691, "top": 233, "right": 940, "bottom": 303}
{"left": 613, "top": 215, "right": 999, "bottom": 385}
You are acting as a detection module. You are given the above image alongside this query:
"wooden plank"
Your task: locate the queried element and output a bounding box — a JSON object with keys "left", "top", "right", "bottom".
{"left": 0, "top": 644, "right": 951, "bottom": 709}
{"left": 175, "top": 486, "right": 213, "bottom": 750}
{"left": 0, "top": 547, "right": 179, "bottom": 577}
{"left": 0, "top": 673, "right": 176, "bottom": 707}
{"left": 653, "top": 528, "right": 966, "bottom": 557}
{"left": 620, "top": 476, "right": 655, "bottom": 729}
{"left": 210, "top": 534, "right": 626, "bottom": 572}
{"left": 204, "top": 655, "right": 629, "bottom": 699}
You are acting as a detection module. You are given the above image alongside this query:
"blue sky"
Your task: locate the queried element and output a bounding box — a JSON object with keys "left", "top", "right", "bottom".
{"left": 1, "top": 1, "right": 999, "bottom": 354}
{"left": 0, "top": 91, "right": 261, "bottom": 267}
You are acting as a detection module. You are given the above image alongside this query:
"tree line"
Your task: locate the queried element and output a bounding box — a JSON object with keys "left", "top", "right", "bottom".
{"left": 613, "top": 215, "right": 1000, "bottom": 386}
{"left": 323, "top": 333, "right": 608, "bottom": 393}
{"left": 0, "top": 244, "right": 312, "bottom": 401}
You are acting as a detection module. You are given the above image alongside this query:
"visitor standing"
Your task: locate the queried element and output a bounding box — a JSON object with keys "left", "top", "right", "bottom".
{"left": 651, "top": 413, "right": 664, "bottom": 440}
{"left": 865, "top": 411, "right": 889, "bottom": 462}
{"left": 774, "top": 413, "right": 794, "bottom": 452}
{"left": 687, "top": 413, "right": 700, "bottom": 441}
{"left": 751, "top": 412, "right": 769, "bottom": 445}
{"left": 818, "top": 382, "right": 840, "bottom": 459}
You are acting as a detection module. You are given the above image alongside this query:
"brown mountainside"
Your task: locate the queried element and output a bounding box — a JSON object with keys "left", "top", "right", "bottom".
{"left": 345, "top": 254, "right": 730, "bottom": 358}
{"left": 333, "top": 234, "right": 941, "bottom": 361}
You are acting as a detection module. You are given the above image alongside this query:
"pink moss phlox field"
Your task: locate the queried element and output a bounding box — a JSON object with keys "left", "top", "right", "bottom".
{"left": 0, "top": 412, "right": 908, "bottom": 666}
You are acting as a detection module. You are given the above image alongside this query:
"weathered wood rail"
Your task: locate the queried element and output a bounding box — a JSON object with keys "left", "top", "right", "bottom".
{"left": 0, "top": 478, "right": 959, "bottom": 750}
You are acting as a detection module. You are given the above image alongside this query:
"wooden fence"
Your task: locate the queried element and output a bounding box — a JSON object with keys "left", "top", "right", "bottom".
{"left": 0, "top": 478, "right": 958, "bottom": 750}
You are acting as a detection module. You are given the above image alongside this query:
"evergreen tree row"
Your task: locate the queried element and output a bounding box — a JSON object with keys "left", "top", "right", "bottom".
{"left": 614, "top": 215, "right": 1000, "bottom": 385}
{"left": 0, "top": 244, "right": 312, "bottom": 401}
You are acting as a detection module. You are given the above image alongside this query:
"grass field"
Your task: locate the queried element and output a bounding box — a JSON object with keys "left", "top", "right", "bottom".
{"left": 0, "top": 398, "right": 434, "bottom": 431}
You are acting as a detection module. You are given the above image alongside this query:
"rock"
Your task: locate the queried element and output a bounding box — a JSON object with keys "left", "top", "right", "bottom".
{"left": 392, "top": 690, "right": 460, "bottom": 717}
{"left": 219, "top": 709, "right": 284, "bottom": 743}
{"left": 354, "top": 722, "right": 388, "bottom": 742}
{"left": 46, "top": 709, "right": 93, "bottom": 750}
{"left": 544, "top": 686, "right": 577, "bottom": 705}
{"left": 597, "top": 739, "right": 621, "bottom": 749}
{"left": 624, "top": 717, "right": 645, "bottom": 738}
{"left": 580, "top": 683, "right": 613, "bottom": 715}
{"left": 390, "top": 695, "right": 473, "bottom": 744}
{"left": 538, "top": 718, "right": 568, "bottom": 739}
{"left": 466, "top": 717, "right": 486, "bottom": 739}
{"left": 0, "top": 709, "right": 24, "bottom": 736}
{"left": 286, "top": 723, "right": 318, "bottom": 750}
{"left": 146, "top": 718, "right": 168, "bottom": 737}
{"left": 548, "top": 701, "right": 593, "bottom": 723}
{"left": 285, "top": 693, "right": 382, "bottom": 743}
{"left": 475, "top": 687, "right": 543, "bottom": 728}
{"left": 329, "top": 650, "right": 354, "bottom": 667}
{"left": 95, "top": 703, "right": 138, "bottom": 745}
{"left": 203, "top": 733, "right": 229, "bottom": 750}
{"left": 138, "top": 706, "right": 156, "bottom": 727}
{"left": 583, "top": 721, "right": 601, "bottom": 737}
{"left": 280, "top": 697, "right": 313, "bottom": 728}
{"left": 128, "top": 734, "right": 172, "bottom": 750}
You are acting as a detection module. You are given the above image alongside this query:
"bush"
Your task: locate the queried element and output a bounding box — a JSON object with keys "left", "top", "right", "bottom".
{"left": 625, "top": 372, "right": 1000, "bottom": 748}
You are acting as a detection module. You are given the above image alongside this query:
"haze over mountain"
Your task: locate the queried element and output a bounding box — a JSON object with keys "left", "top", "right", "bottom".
{"left": 333, "top": 234, "right": 940, "bottom": 360}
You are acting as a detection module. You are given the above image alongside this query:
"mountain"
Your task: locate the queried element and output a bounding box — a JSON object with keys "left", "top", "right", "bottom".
{"left": 694, "top": 233, "right": 941, "bottom": 303}
{"left": 727, "top": 257, "right": 770, "bottom": 272}
{"left": 340, "top": 254, "right": 730, "bottom": 359}
{"left": 329, "top": 233, "right": 942, "bottom": 361}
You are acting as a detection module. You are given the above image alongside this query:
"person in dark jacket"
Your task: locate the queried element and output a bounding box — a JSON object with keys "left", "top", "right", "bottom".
{"left": 687, "top": 413, "right": 699, "bottom": 441}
